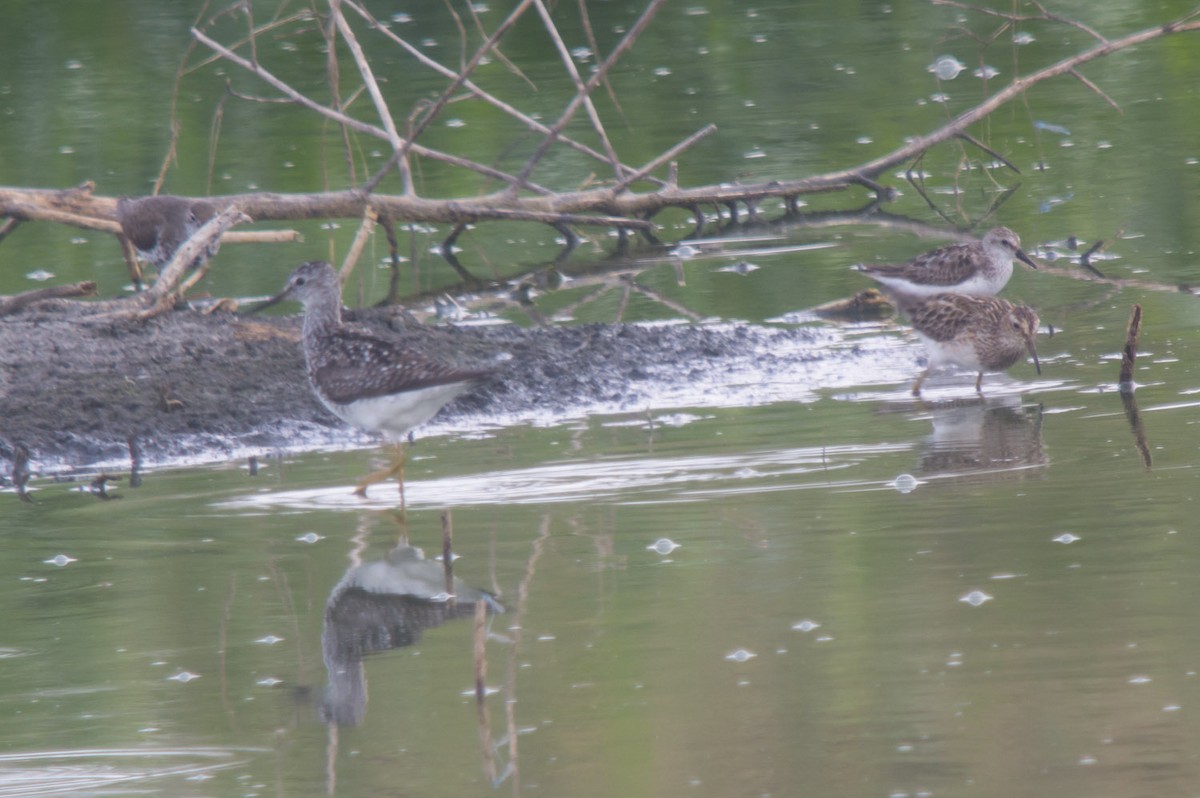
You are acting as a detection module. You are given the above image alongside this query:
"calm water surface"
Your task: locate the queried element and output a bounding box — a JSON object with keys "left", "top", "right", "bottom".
{"left": 4, "top": 2, "right": 1200, "bottom": 797}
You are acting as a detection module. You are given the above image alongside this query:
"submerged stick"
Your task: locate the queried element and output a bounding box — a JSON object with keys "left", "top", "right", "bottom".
{"left": 1117, "top": 303, "right": 1142, "bottom": 391}
{"left": 442, "top": 509, "right": 455, "bottom": 602}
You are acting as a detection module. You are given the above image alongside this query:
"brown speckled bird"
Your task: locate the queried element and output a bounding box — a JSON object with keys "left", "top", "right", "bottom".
{"left": 902, "top": 293, "right": 1041, "bottom": 396}
{"left": 856, "top": 227, "right": 1038, "bottom": 298}
{"left": 117, "top": 195, "right": 219, "bottom": 270}
{"left": 257, "top": 261, "right": 490, "bottom": 496}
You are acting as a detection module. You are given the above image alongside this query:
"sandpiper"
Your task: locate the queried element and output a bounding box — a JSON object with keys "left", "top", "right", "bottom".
{"left": 256, "top": 260, "right": 490, "bottom": 497}
{"left": 856, "top": 227, "right": 1037, "bottom": 298}
{"left": 117, "top": 195, "right": 220, "bottom": 273}
{"left": 901, "top": 293, "right": 1041, "bottom": 396}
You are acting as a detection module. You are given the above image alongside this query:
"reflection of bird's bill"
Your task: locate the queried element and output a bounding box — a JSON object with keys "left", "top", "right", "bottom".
{"left": 1016, "top": 248, "right": 1039, "bottom": 269}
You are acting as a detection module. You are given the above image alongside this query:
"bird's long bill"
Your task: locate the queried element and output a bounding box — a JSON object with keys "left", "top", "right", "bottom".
{"left": 1016, "top": 248, "right": 1039, "bottom": 270}
{"left": 247, "top": 290, "right": 290, "bottom": 314}
{"left": 1027, "top": 338, "right": 1042, "bottom": 375}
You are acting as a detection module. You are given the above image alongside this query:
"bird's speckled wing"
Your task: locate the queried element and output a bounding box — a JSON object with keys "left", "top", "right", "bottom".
{"left": 906, "top": 294, "right": 995, "bottom": 342}
{"left": 861, "top": 242, "right": 980, "bottom": 287}
{"left": 309, "top": 329, "right": 490, "bottom": 404}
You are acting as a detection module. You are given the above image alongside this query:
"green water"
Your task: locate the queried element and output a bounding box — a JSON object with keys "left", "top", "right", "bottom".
{"left": 5, "top": 2, "right": 1200, "bottom": 796}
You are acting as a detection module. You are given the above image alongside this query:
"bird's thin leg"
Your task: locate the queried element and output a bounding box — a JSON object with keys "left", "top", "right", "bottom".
{"left": 177, "top": 261, "right": 212, "bottom": 297}
{"left": 975, "top": 372, "right": 984, "bottom": 394}
{"left": 353, "top": 441, "right": 406, "bottom": 500}
{"left": 119, "top": 236, "right": 145, "bottom": 290}
{"left": 911, "top": 366, "right": 933, "bottom": 397}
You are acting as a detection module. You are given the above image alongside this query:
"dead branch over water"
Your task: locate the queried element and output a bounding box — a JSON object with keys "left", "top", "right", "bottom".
{"left": 1, "top": 2, "right": 1199, "bottom": 307}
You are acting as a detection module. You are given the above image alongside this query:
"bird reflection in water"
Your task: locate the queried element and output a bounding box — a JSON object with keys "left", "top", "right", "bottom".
{"left": 917, "top": 396, "right": 1047, "bottom": 479}
{"left": 319, "top": 543, "right": 504, "bottom": 727}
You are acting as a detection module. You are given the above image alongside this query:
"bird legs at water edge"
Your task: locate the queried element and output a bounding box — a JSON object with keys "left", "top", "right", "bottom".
{"left": 353, "top": 441, "right": 407, "bottom": 503}
{"left": 911, "top": 368, "right": 988, "bottom": 397}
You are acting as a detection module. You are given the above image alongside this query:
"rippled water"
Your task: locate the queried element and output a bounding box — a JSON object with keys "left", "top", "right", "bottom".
{"left": 5, "top": 2, "right": 1200, "bottom": 797}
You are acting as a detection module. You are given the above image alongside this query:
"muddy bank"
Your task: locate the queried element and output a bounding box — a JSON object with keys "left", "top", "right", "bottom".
{"left": 0, "top": 298, "right": 904, "bottom": 477}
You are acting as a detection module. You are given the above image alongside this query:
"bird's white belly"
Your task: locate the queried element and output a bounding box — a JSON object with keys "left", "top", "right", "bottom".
{"left": 916, "top": 333, "right": 982, "bottom": 372}
{"left": 321, "top": 382, "right": 471, "bottom": 438}
{"left": 875, "top": 267, "right": 1007, "bottom": 297}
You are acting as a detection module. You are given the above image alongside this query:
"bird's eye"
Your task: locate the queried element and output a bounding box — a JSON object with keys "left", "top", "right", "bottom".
{"left": 295, "top": 277, "right": 306, "bottom": 286}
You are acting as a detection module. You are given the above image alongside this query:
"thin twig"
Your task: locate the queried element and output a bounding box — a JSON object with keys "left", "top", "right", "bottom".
{"left": 954, "top": 131, "right": 1020, "bottom": 173}
{"left": 1118, "top": 303, "right": 1142, "bottom": 389}
{"left": 578, "top": 0, "right": 627, "bottom": 124}
{"left": 358, "top": 0, "right": 539, "bottom": 195}
{"left": 343, "top": 0, "right": 659, "bottom": 186}
{"left": 611, "top": 125, "right": 717, "bottom": 193}
{"left": 191, "top": 26, "right": 554, "bottom": 194}
{"left": 532, "top": 0, "right": 623, "bottom": 180}
{"left": 1069, "top": 68, "right": 1122, "bottom": 113}
{"left": 329, "top": 0, "right": 413, "bottom": 194}
{"left": 338, "top": 205, "right": 378, "bottom": 284}
{"left": 511, "top": 0, "right": 668, "bottom": 192}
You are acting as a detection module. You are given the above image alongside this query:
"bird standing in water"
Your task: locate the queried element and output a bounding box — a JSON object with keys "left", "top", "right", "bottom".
{"left": 855, "top": 227, "right": 1038, "bottom": 298}
{"left": 256, "top": 260, "right": 491, "bottom": 498}
{"left": 902, "top": 292, "right": 1042, "bottom": 397}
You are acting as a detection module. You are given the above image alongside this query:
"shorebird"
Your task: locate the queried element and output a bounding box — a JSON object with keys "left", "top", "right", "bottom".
{"left": 855, "top": 227, "right": 1038, "bottom": 298}
{"left": 117, "top": 196, "right": 220, "bottom": 285}
{"left": 902, "top": 292, "right": 1041, "bottom": 396}
{"left": 256, "top": 260, "right": 491, "bottom": 497}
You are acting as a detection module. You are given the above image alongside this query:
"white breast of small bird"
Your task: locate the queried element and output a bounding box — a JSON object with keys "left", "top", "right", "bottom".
{"left": 914, "top": 333, "right": 982, "bottom": 371}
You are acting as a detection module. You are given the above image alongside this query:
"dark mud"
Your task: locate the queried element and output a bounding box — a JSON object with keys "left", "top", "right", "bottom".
{"left": 0, "top": 298, "right": 848, "bottom": 477}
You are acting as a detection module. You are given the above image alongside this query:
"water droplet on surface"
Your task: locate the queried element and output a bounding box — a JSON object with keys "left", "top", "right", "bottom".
{"left": 718, "top": 260, "right": 759, "bottom": 275}
{"left": 928, "top": 55, "right": 966, "bottom": 80}
{"left": 295, "top": 532, "right": 323, "bottom": 544}
{"left": 725, "top": 648, "right": 756, "bottom": 662}
{"left": 44, "top": 554, "right": 77, "bottom": 567}
{"left": 1128, "top": 675, "right": 1152, "bottom": 684}
{"left": 930, "top": 92, "right": 950, "bottom": 104}
{"left": 254, "top": 635, "right": 285, "bottom": 645}
{"left": 257, "top": 677, "right": 283, "bottom": 687}
{"left": 654, "top": 67, "right": 671, "bottom": 77}
{"left": 973, "top": 65, "right": 999, "bottom": 79}
{"left": 743, "top": 146, "right": 767, "bottom": 159}
{"left": 445, "top": 118, "right": 465, "bottom": 128}
{"left": 891, "top": 474, "right": 920, "bottom": 493}
{"left": 65, "top": 59, "right": 83, "bottom": 70}
{"left": 167, "top": 671, "right": 201, "bottom": 683}
{"left": 959, "top": 590, "right": 993, "bottom": 606}
{"left": 1053, "top": 533, "right": 1080, "bottom": 544}
{"left": 792, "top": 619, "right": 821, "bottom": 632}
{"left": 648, "top": 538, "right": 681, "bottom": 555}
{"left": 26, "top": 270, "right": 55, "bottom": 282}
{"left": 671, "top": 244, "right": 700, "bottom": 259}
{"left": 1079, "top": 754, "right": 1097, "bottom": 765}
{"left": 1013, "top": 31, "right": 1035, "bottom": 45}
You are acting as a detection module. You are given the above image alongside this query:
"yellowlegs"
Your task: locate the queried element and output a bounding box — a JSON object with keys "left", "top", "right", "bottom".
{"left": 257, "top": 260, "right": 490, "bottom": 496}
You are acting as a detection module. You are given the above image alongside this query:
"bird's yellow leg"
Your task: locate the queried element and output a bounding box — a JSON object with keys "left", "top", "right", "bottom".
{"left": 353, "top": 442, "right": 406, "bottom": 500}
{"left": 911, "top": 366, "right": 933, "bottom": 397}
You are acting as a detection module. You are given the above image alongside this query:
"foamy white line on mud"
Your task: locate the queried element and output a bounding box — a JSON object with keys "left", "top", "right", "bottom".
{"left": 31, "top": 323, "right": 919, "bottom": 476}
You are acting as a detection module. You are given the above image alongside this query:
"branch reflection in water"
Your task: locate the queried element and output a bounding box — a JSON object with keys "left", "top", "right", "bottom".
{"left": 917, "top": 396, "right": 1047, "bottom": 480}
